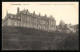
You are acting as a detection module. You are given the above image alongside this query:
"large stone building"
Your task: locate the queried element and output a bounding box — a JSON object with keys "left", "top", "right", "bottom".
{"left": 3, "top": 7, "right": 56, "bottom": 31}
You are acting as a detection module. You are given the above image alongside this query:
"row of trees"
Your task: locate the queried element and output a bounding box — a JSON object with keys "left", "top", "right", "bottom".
{"left": 56, "top": 20, "right": 78, "bottom": 33}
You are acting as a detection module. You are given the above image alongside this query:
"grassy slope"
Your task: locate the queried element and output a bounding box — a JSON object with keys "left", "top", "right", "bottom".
{"left": 2, "top": 26, "right": 79, "bottom": 50}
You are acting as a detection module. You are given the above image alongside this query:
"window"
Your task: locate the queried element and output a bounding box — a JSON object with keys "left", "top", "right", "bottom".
{"left": 17, "top": 21, "right": 20, "bottom": 26}
{"left": 27, "top": 17, "right": 29, "bottom": 21}
{"left": 18, "top": 16, "right": 20, "bottom": 19}
{"left": 42, "top": 20, "right": 45, "bottom": 25}
{"left": 51, "top": 21, "right": 53, "bottom": 25}
{"left": 19, "top": 22, "right": 20, "bottom": 26}
{"left": 34, "top": 18, "right": 36, "bottom": 23}
{"left": 11, "top": 20, "right": 14, "bottom": 26}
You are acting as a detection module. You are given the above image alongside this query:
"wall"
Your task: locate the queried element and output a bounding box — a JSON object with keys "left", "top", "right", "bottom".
{"left": 3, "top": 10, "right": 56, "bottom": 31}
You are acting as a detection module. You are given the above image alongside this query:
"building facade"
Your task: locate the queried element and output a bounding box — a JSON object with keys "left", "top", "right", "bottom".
{"left": 3, "top": 7, "right": 56, "bottom": 31}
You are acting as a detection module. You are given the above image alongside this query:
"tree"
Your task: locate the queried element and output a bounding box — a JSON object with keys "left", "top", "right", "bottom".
{"left": 58, "top": 20, "right": 65, "bottom": 30}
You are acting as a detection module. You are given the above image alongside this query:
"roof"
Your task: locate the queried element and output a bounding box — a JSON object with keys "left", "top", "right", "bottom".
{"left": 20, "top": 9, "right": 56, "bottom": 20}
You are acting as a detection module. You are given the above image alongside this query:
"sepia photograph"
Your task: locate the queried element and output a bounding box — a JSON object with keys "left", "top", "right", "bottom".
{"left": 2, "top": 2, "right": 79, "bottom": 50}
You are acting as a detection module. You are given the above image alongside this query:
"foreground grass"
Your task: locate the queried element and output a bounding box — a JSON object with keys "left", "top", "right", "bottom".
{"left": 2, "top": 26, "right": 79, "bottom": 50}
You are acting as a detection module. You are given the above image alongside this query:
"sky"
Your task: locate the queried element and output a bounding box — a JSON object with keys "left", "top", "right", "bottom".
{"left": 2, "top": 2, "right": 79, "bottom": 25}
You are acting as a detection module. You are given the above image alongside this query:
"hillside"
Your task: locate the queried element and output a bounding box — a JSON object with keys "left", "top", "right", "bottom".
{"left": 2, "top": 26, "right": 79, "bottom": 50}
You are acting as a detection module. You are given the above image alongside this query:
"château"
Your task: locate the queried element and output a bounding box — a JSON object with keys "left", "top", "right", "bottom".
{"left": 3, "top": 7, "right": 56, "bottom": 31}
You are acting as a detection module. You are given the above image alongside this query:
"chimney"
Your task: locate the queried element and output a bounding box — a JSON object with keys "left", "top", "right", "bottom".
{"left": 17, "top": 7, "right": 19, "bottom": 15}
{"left": 33, "top": 11, "right": 35, "bottom": 16}
{"left": 50, "top": 15, "right": 53, "bottom": 18}
{"left": 33, "top": 11, "right": 35, "bottom": 14}
{"left": 45, "top": 14, "right": 47, "bottom": 17}
{"left": 39, "top": 13, "right": 41, "bottom": 16}
{"left": 6, "top": 11, "right": 8, "bottom": 17}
